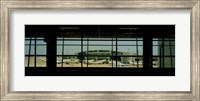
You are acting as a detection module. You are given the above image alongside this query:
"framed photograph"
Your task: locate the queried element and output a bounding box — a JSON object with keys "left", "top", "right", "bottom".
{"left": 1, "top": 0, "right": 199, "bottom": 100}
{"left": 25, "top": 25, "right": 175, "bottom": 76}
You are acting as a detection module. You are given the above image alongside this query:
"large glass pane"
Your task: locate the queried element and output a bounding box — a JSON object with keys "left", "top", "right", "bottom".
{"left": 36, "top": 46, "right": 46, "bottom": 55}
{"left": 164, "top": 38, "right": 171, "bottom": 40}
{"left": 64, "top": 46, "right": 81, "bottom": 55}
{"left": 27, "top": 56, "right": 35, "bottom": 67}
{"left": 36, "top": 38, "right": 46, "bottom": 44}
{"left": 153, "top": 38, "right": 159, "bottom": 40}
{"left": 56, "top": 56, "right": 63, "bottom": 67}
{"left": 171, "top": 46, "right": 175, "bottom": 56}
{"left": 164, "top": 57, "right": 172, "bottom": 68}
{"left": 153, "top": 57, "right": 174, "bottom": 68}
{"left": 117, "top": 38, "right": 137, "bottom": 40}
{"left": 153, "top": 57, "right": 164, "bottom": 68}
{"left": 25, "top": 46, "right": 30, "bottom": 55}
{"left": 86, "top": 56, "right": 112, "bottom": 67}
{"left": 138, "top": 46, "right": 143, "bottom": 56}
{"left": 153, "top": 46, "right": 160, "bottom": 56}
{"left": 117, "top": 46, "right": 137, "bottom": 56}
{"left": 57, "top": 56, "right": 81, "bottom": 67}
{"left": 152, "top": 57, "right": 159, "bottom": 68}
{"left": 57, "top": 38, "right": 81, "bottom": 55}
{"left": 25, "top": 56, "right": 28, "bottom": 67}
{"left": 153, "top": 41, "right": 163, "bottom": 45}
{"left": 138, "top": 41, "right": 143, "bottom": 45}
{"left": 164, "top": 41, "right": 170, "bottom": 45}
{"left": 172, "top": 57, "right": 175, "bottom": 68}
{"left": 88, "top": 46, "right": 112, "bottom": 53}
{"left": 29, "top": 46, "right": 35, "bottom": 55}
{"left": 65, "top": 41, "right": 81, "bottom": 55}
{"left": 135, "top": 57, "right": 143, "bottom": 68}
{"left": 164, "top": 46, "right": 171, "bottom": 56}
{"left": 57, "top": 40, "right": 62, "bottom": 55}
{"left": 25, "top": 39, "right": 35, "bottom": 55}
{"left": 116, "top": 57, "right": 143, "bottom": 68}
{"left": 87, "top": 38, "right": 114, "bottom": 41}
{"left": 25, "top": 38, "right": 33, "bottom": 55}
{"left": 82, "top": 37, "right": 116, "bottom": 67}
{"left": 118, "top": 41, "right": 136, "bottom": 45}
{"left": 171, "top": 41, "right": 175, "bottom": 45}
{"left": 36, "top": 56, "right": 46, "bottom": 67}
{"left": 89, "top": 41, "right": 113, "bottom": 45}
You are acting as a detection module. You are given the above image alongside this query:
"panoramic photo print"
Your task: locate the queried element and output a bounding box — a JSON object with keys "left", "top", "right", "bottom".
{"left": 25, "top": 25, "right": 175, "bottom": 76}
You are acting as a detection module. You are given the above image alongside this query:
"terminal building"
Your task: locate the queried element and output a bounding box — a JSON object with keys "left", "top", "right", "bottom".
{"left": 77, "top": 50, "right": 137, "bottom": 64}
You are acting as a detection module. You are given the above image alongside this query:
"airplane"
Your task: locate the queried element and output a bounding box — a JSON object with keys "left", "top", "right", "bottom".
{"left": 56, "top": 60, "right": 62, "bottom": 64}
{"left": 109, "top": 61, "right": 127, "bottom": 67}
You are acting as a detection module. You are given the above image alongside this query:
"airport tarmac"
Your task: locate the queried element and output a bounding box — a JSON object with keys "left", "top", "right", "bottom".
{"left": 25, "top": 56, "right": 145, "bottom": 68}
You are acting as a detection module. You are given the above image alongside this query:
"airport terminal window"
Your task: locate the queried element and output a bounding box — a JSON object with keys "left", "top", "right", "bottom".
{"left": 117, "top": 38, "right": 143, "bottom": 68}
{"left": 55, "top": 33, "right": 143, "bottom": 68}
{"left": 152, "top": 37, "right": 175, "bottom": 68}
{"left": 25, "top": 38, "right": 47, "bottom": 67}
{"left": 25, "top": 36, "right": 174, "bottom": 68}
{"left": 56, "top": 38, "right": 81, "bottom": 67}
{"left": 82, "top": 38, "right": 115, "bottom": 68}
{"left": 25, "top": 25, "right": 175, "bottom": 70}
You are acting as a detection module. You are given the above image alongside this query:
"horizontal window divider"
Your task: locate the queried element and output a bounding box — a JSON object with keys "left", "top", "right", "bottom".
{"left": 152, "top": 56, "right": 175, "bottom": 57}
{"left": 87, "top": 39, "right": 143, "bottom": 41}
{"left": 25, "top": 38, "right": 44, "bottom": 40}
{"left": 61, "top": 45, "right": 112, "bottom": 46}
{"left": 55, "top": 55, "right": 143, "bottom": 57}
{"left": 57, "top": 40, "right": 82, "bottom": 41}
{"left": 25, "top": 55, "right": 47, "bottom": 56}
{"left": 152, "top": 45, "right": 175, "bottom": 46}
{"left": 83, "top": 55, "right": 114, "bottom": 57}
{"left": 59, "top": 39, "right": 144, "bottom": 41}
{"left": 117, "top": 45, "right": 143, "bottom": 46}
{"left": 83, "top": 38, "right": 116, "bottom": 42}
{"left": 57, "top": 44, "right": 143, "bottom": 47}
{"left": 85, "top": 55, "right": 143, "bottom": 57}
{"left": 25, "top": 38, "right": 44, "bottom": 42}
{"left": 118, "top": 55, "right": 143, "bottom": 57}
{"left": 25, "top": 55, "right": 145, "bottom": 57}
{"left": 117, "top": 40, "right": 143, "bottom": 42}
{"left": 56, "top": 55, "right": 79, "bottom": 56}
{"left": 84, "top": 45, "right": 115, "bottom": 46}
{"left": 153, "top": 40, "right": 175, "bottom": 41}
{"left": 57, "top": 44, "right": 81, "bottom": 46}
{"left": 25, "top": 39, "right": 144, "bottom": 41}
{"left": 26, "top": 44, "right": 144, "bottom": 46}
{"left": 25, "top": 44, "right": 46, "bottom": 46}
{"left": 25, "top": 66, "right": 42, "bottom": 68}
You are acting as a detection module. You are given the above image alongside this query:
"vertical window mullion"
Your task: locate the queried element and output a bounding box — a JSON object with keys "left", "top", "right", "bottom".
{"left": 81, "top": 33, "right": 83, "bottom": 68}
{"left": 61, "top": 37, "right": 64, "bottom": 67}
{"left": 159, "top": 44, "right": 162, "bottom": 68}
{"left": 162, "top": 38, "right": 164, "bottom": 68}
{"left": 28, "top": 38, "right": 32, "bottom": 67}
{"left": 87, "top": 38, "right": 89, "bottom": 67}
{"left": 34, "top": 37, "right": 36, "bottom": 67}
{"left": 116, "top": 33, "right": 118, "bottom": 68}
{"left": 111, "top": 38, "right": 113, "bottom": 68}
{"left": 136, "top": 38, "right": 139, "bottom": 68}
{"left": 169, "top": 38, "right": 173, "bottom": 68}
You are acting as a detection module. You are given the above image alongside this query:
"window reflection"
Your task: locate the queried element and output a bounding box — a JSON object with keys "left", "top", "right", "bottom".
{"left": 152, "top": 38, "right": 175, "bottom": 68}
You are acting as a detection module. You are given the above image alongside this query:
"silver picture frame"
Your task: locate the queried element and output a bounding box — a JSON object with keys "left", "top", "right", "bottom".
{"left": 0, "top": 0, "right": 199, "bottom": 100}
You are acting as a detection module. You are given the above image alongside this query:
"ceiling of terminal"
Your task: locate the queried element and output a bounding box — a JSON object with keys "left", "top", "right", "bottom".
{"left": 25, "top": 25, "right": 175, "bottom": 38}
